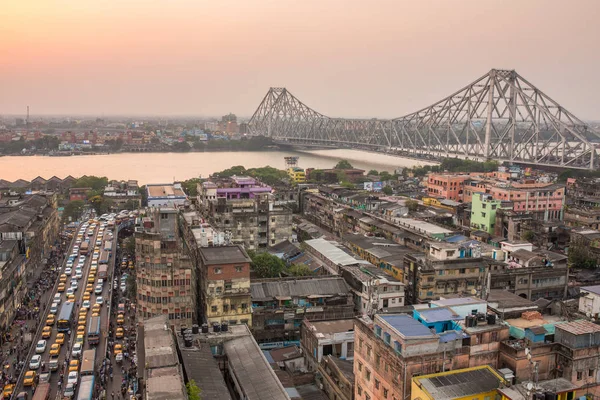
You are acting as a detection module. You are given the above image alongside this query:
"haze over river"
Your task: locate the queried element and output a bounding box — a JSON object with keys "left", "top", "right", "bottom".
{"left": 0, "top": 149, "right": 436, "bottom": 184}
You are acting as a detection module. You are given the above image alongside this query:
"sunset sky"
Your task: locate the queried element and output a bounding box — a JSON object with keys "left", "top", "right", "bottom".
{"left": 1, "top": 0, "right": 599, "bottom": 119}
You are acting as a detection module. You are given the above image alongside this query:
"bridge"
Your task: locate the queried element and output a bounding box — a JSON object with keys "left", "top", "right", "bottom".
{"left": 248, "top": 69, "right": 600, "bottom": 170}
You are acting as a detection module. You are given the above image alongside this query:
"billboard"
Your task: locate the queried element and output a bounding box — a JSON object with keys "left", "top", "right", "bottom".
{"left": 373, "top": 182, "right": 383, "bottom": 191}
{"left": 364, "top": 182, "right": 373, "bottom": 191}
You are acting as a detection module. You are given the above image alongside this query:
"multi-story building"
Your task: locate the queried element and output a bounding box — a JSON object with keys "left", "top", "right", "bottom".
{"left": 301, "top": 319, "right": 355, "bottom": 371}
{"left": 135, "top": 207, "right": 195, "bottom": 328}
{"left": 340, "top": 264, "right": 405, "bottom": 314}
{"left": 411, "top": 366, "right": 506, "bottom": 400}
{"left": 287, "top": 167, "right": 306, "bottom": 184}
{"left": 426, "top": 174, "right": 470, "bottom": 202}
{"left": 198, "top": 246, "right": 252, "bottom": 327}
{"left": 579, "top": 285, "right": 600, "bottom": 319}
{"left": 317, "top": 355, "right": 355, "bottom": 400}
{"left": 103, "top": 180, "right": 141, "bottom": 209}
{"left": 146, "top": 183, "right": 188, "bottom": 207}
{"left": 198, "top": 177, "right": 292, "bottom": 249}
{"left": 470, "top": 192, "right": 503, "bottom": 234}
{"left": 250, "top": 276, "right": 355, "bottom": 343}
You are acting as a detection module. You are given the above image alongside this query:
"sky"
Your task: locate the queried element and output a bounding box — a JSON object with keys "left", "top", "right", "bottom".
{"left": 1, "top": 0, "right": 599, "bottom": 119}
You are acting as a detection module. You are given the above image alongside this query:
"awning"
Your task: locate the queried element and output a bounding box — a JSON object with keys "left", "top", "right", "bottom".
{"left": 275, "top": 296, "right": 292, "bottom": 301}
{"left": 306, "top": 294, "right": 334, "bottom": 299}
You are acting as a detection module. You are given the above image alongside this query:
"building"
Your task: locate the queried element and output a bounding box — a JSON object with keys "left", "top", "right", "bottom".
{"left": 142, "top": 316, "right": 187, "bottom": 400}
{"left": 301, "top": 319, "right": 355, "bottom": 371}
{"left": 497, "top": 378, "right": 578, "bottom": 400}
{"left": 198, "top": 246, "right": 252, "bottom": 326}
{"left": 579, "top": 285, "right": 600, "bottom": 319}
{"left": 426, "top": 174, "right": 470, "bottom": 202}
{"left": 340, "top": 264, "right": 405, "bottom": 314}
{"left": 303, "top": 237, "right": 371, "bottom": 275}
{"left": 135, "top": 207, "right": 195, "bottom": 328}
{"left": 570, "top": 228, "right": 600, "bottom": 266}
{"left": 103, "top": 180, "right": 141, "bottom": 209}
{"left": 470, "top": 192, "right": 503, "bottom": 234}
{"left": 250, "top": 276, "right": 355, "bottom": 343}
{"left": 197, "top": 177, "right": 292, "bottom": 249}
{"left": 317, "top": 355, "right": 354, "bottom": 400}
{"left": 288, "top": 167, "right": 306, "bottom": 184}
{"left": 146, "top": 183, "right": 188, "bottom": 207}
{"left": 69, "top": 187, "right": 91, "bottom": 201}
{"left": 411, "top": 366, "right": 506, "bottom": 400}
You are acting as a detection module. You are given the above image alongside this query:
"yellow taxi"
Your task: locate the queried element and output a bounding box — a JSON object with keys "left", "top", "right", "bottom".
{"left": 79, "top": 310, "right": 88, "bottom": 318}
{"left": 49, "top": 343, "right": 60, "bottom": 356}
{"left": 90, "top": 265, "right": 97, "bottom": 273}
{"left": 66, "top": 293, "right": 75, "bottom": 301}
{"left": 85, "top": 284, "right": 93, "bottom": 292}
{"left": 46, "top": 314, "right": 55, "bottom": 326}
{"left": 59, "top": 274, "right": 67, "bottom": 283}
{"left": 116, "top": 314, "right": 125, "bottom": 325}
{"left": 2, "top": 384, "right": 15, "bottom": 397}
{"left": 78, "top": 316, "right": 87, "bottom": 325}
{"left": 114, "top": 344, "right": 123, "bottom": 356}
{"left": 92, "top": 304, "right": 101, "bottom": 313}
{"left": 77, "top": 325, "right": 86, "bottom": 336}
{"left": 55, "top": 333, "right": 65, "bottom": 345}
{"left": 115, "top": 327, "right": 124, "bottom": 338}
{"left": 41, "top": 326, "right": 51, "bottom": 339}
{"left": 75, "top": 335, "right": 84, "bottom": 345}
{"left": 68, "top": 360, "right": 79, "bottom": 373}
{"left": 83, "top": 293, "right": 91, "bottom": 301}
{"left": 87, "top": 275, "right": 95, "bottom": 284}
{"left": 23, "top": 371, "right": 36, "bottom": 387}
{"left": 57, "top": 283, "right": 66, "bottom": 292}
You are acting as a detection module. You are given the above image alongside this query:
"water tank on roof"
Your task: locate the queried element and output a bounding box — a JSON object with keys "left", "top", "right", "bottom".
{"left": 192, "top": 324, "right": 199, "bottom": 334}
{"left": 213, "top": 322, "right": 221, "bottom": 333}
{"left": 201, "top": 323, "right": 209, "bottom": 333}
{"left": 221, "top": 322, "right": 229, "bottom": 332}
{"left": 180, "top": 325, "right": 187, "bottom": 336}
{"left": 487, "top": 314, "right": 496, "bottom": 325}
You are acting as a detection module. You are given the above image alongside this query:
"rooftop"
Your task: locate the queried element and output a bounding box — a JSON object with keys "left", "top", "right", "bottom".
{"left": 431, "top": 297, "right": 486, "bottom": 307}
{"left": 145, "top": 365, "right": 187, "bottom": 400}
{"left": 147, "top": 184, "right": 187, "bottom": 198}
{"left": 200, "top": 245, "right": 251, "bottom": 265}
{"left": 143, "top": 316, "right": 178, "bottom": 369}
{"left": 497, "top": 378, "right": 578, "bottom": 400}
{"left": 305, "top": 238, "right": 369, "bottom": 267}
{"left": 251, "top": 277, "right": 349, "bottom": 301}
{"left": 416, "top": 307, "right": 462, "bottom": 323}
{"left": 223, "top": 335, "right": 290, "bottom": 400}
{"left": 555, "top": 320, "right": 600, "bottom": 335}
{"left": 580, "top": 285, "right": 600, "bottom": 296}
{"left": 305, "top": 319, "right": 355, "bottom": 338}
{"left": 378, "top": 314, "right": 436, "bottom": 339}
{"left": 414, "top": 366, "right": 504, "bottom": 400}
{"left": 487, "top": 289, "right": 537, "bottom": 310}
{"left": 394, "top": 218, "right": 453, "bottom": 236}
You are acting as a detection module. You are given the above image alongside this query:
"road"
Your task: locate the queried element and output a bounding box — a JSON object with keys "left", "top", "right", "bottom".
{"left": 13, "top": 215, "right": 118, "bottom": 399}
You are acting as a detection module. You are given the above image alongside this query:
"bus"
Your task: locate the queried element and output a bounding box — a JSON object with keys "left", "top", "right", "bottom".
{"left": 97, "top": 265, "right": 108, "bottom": 280}
{"left": 76, "top": 376, "right": 95, "bottom": 400}
{"left": 79, "top": 241, "right": 89, "bottom": 255}
{"left": 57, "top": 301, "right": 75, "bottom": 332}
{"left": 80, "top": 349, "right": 96, "bottom": 376}
{"left": 32, "top": 383, "right": 50, "bottom": 400}
{"left": 87, "top": 316, "right": 101, "bottom": 345}
{"left": 99, "top": 250, "right": 110, "bottom": 265}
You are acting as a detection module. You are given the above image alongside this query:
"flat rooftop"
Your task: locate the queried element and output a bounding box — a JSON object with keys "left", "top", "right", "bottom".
{"left": 144, "top": 317, "right": 178, "bottom": 369}
{"left": 414, "top": 366, "right": 504, "bottom": 400}
{"left": 394, "top": 218, "right": 453, "bottom": 236}
{"left": 147, "top": 184, "right": 187, "bottom": 198}
{"left": 146, "top": 365, "right": 187, "bottom": 400}
{"left": 431, "top": 297, "right": 486, "bottom": 307}
{"left": 305, "top": 319, "right": 355, "bottom": 337}
{"left": 305, "top": 238, "right": 370, "bottom": 267}
{"left": 417, "top": 307, "right": 462, "bottom": 323}
{"left": 378, "top": 314, "right": 436, "bottom": 338}
{"left": 224, "top": 335, "right": 290, "bottom": 400}
{"left": 200, "top": 245, "right": 251, "bottom": 265}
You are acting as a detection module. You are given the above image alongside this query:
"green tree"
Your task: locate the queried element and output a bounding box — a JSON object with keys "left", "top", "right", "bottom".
{"left": 405, "top": 199, "right": 419, "bottom": 212}
{"left": 186, "top": 380, "right": 202, "bottom": 400}
{"left": 569, "top": 244, "right": 598, "bottom": 269}
{"left": 522, "top": 230, "right": 535, "bottom": 242}
{"left": 63, "top": 200, "right": 85, "bottom": 222}
{"left": 181, "top": 178, "right": 202, "bottom": 196}
{"left": 123, "top": 199, "right": 139, "bottom": 211}
{"left": 334, "top": 160, "right": 354, "bottom": 169}
{"left": 213, "top": 165, "right": 246, "bottom": 178}
{"left": 382, "top": 186, "right": 393, "bottom": 195}
{"left": 250, "top": 252, "right": 286, "bottom": 278}
{"left": 368, "top": 170, "right": 379, "bottom": 176}
{"left": 288, "top": 264, "right": 313, "bottom": 277}
{"left": 139, "top": 185, "right": 148, "bottom": 207}
{"left": 72, "top": 176, "right": 108, "bottom": 191}
{"left": 379, "top": 171, "right": 393, "bottom": 181}
{"left": 88, "top": 195, "right": 112, "bottom": 214}
{"left": 124, "top": 236, "right": 136, "bottom": 255}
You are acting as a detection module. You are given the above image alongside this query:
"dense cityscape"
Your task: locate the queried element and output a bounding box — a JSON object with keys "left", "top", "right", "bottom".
{"left": 3, "top": 1, "right": 600, "bottom": 400}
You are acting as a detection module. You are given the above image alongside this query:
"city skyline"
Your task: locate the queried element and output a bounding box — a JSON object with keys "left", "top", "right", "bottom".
{"left": 1, "top": 1, "right": 599, "bottom": 119}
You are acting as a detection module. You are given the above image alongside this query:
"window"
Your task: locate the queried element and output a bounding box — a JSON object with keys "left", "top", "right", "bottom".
{"left": 590, "top": 369, "right": 595, "bottom": 377}
{"left": 241, "top": 303, "right": 248, "bottom": 310}
{"left": 213, "top": 267, "right": 222, "bottom": 274}
{"left": 383, "top": 388, "right": 388, "bottom": 398}
{"left": 230, "top": 304, "right": 237, "bottom": 311}
{"left": 358, "top": 362, "right": 363, "bottom": 372}
{"left": 235, "top": 266, "right": 243, "bottom": 272}
{"left": 216, "top": 287, "right": 222, "bottom": 294}
{"left": 384, "top": 332, "right": 391, "bottom": 344}
{"left": 224, "top": 282, "right": 232, "bottom": 290}
{"left": 211, "top": 306, "right": 217, "bottom": 313}
{"left": 375, "top": 325, "right": 382, "bottom": 337}
{"left": 365, "top": 369, "right": 371, "bottom": 381}
{"left": 365, "top": 394, "right": 371, "bottom": 400}
{"left": 577, "top": 371, "right": 583, "bottom": 380}
{"left": 223, "top": 305, "right": 229, "bottom": 312}
{"left": 357, "top": 385, "right": 363, "bottom": 396}
{"left": 394, "top": 341, "right": 402, "bottom": 354}
{"left": 375, "top": 379, "right": 380, "bottom": 389}
{"left": 359, "top": 338, "right": 363, "bottom": 349}
{"left": 366, "top": 346, "right": 371, "bottom": 358}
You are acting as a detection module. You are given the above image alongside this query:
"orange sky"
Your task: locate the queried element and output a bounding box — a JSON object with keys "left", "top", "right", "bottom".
{"left": 1, "top": 0, "right": 599, "bottom": 118}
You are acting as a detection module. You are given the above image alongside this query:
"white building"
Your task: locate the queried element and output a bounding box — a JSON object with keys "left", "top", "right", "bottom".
{"left": 147, "top": 183, "right": 188, "bottom": 207}
{"left": 579, "top": 285, "right": 600, "bottom": 319}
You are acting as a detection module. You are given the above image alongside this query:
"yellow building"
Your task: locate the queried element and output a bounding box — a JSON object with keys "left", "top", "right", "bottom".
{"left": 411, "top": 366, "right": 505, "bottom": 400}
{"left": 288, "top": 167, "right": 306, "bottom": 183}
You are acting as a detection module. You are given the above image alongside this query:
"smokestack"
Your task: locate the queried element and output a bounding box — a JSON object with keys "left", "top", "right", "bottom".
{"left": 26, "top": 106, "right": 29, "bottom": 125}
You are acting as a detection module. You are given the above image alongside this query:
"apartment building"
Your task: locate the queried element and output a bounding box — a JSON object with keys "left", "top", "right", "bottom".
{"left": 146, "top": 183, "right": 188, "bottom": 207}
{"left": 426, "top": 174, "right": 470, "bottom": 202}
{"left": 198, "top": 246, "right": 252, "bottom": 327}
{"left": 340, "top": 265, "right": 405, "bottom": 314}
{"left": 470, "top": 192, "right": 503, "bottom": 234}
{"left": 135, "top": 207, "right": 195, "bottom": 328}
{"left": 301, "top": 319, "right": 355, "bottom": 371}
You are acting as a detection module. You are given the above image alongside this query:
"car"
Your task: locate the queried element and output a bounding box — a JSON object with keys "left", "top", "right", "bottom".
{"left": 66, "top": 288, "right": 75, "bottom": 297}
{"left": 92, "top": 312, "right": 100, "bottom": 317}
{"left": 114, "top": 344, "right": 123, "bottom": 355}
{"left": 85, "top": 284, "right": 93, "bottom": 292}
{"left": 115, "top": 327, "right": 124, "bottom": 338}
{"left": 78, "top": 316, "right": 87, "bottom": 325}
{"left": 55, "top": 333, "right": 65, "bottom": 345}
{"left": 49, "top": 343, "right": 60, "bottom": 356}
{"left": 94, "top": 285, "right": 103, "bottom": 295}
{"left": 68, "top": 360, "right": 79, "bottom": 373}
{"left": 83, "top": 294, "right": 91, "bottom": 301}
{"left": 59, "top": 274, "right": 67, "bottom": 283}
{"left": 57, "top": 283, "right": 66, "bottom": 293}
{"left": 2, "top": 384, "right": 15, "bottom": 398}
{"left": 75, "top": 335, "right": 84, "bottom": 345}
{"left": 82, "top": 300, "right": 91, "bottom": 309}
{"left": 76, "top": 325, "right": 86, "bottom": 336}
{"left": 97, "top": 278, "right": 104, "bottom": 286}
{"left": 66, "top": 260, "right": 73, "bottom": 268}
{"left": 63, "top": 383, "right": 76, "bottom": 399}
{"left": 53, "top": 293, "right": 61, "bottom": 304}
{"left": 116, "top": 314, "right": 125, "bottom": 325}
{"left": 29, "top": 355, "right": 42, "bottom": 370}
{"left": 41, "top": 326, "right": 51, "bottom": 339}
{"left": 75, "top": 270, "right": 83, "bottom": 279}
{"left": 66, "top": 293, "right": 75, "bottom": 301}
{"left": 23, "top": 371, "right": 36, "bottom": 386}
{"left": 67, "top": 371, "right": 78, "bottom": 386}
{"left": 70, "top": 281, "right": 78, "bottom": 291}
{"left": 35, "top": 340, "right": 46, "bottom": 354}
{"left": 95, "top": 296, "right": 104, "bottom": 305}
{"left": 39, "top": 372, "right": 51, "bottom": 383}
{"left": 92, "top": 304, "right": 101, "bottom": 314}
{"left": 71, "top": 343, "right": 82, "bottom": 357}
{"left": 50, "top": 303, "right": 59, "bottom": 314}
{"left": 64, "top": 268, "right": 72, "bottom": 276}
{"left": 113, "top": 281, "right": 118, "bottom": 290}
{"left": 115, "top": 352, "right": 124, "bottom": 363}
{"left": 46, "top": 314, "right": 55, "bottom": 326}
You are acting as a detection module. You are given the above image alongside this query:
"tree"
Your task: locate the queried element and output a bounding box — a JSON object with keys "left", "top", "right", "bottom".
{"left": 186, "top": 379, "right": 202, "bottom": 400}
{"left": 63, "top": 200, "right": 85, "bottom": 222}
{"left": 569, "top": 244, "right": 598, "bottom": 269}
{"left": 379, "top": 171, "right": 393, "bottom": 181}
{"left": 88, "top": 195, "right": 112, "bottom": 214}
{"left": 405, "top": 199, "right": 419, "bottom": 212}
{"left": 123, "top": 199, "right": 139, "bottom": 211}
{"left": 522, "top": 230, "right": 535, "bottom": 242}
{"left": 181, "top": 178, "right": 202, "bottom": 196}
{"left": 250, "top": 252, "right": 286, "bottom": 278}
{"left": 72, "top": 176, "right": 108, "bottom": 191}
{"left": 368, "top": 170, "right": 379, "bottom": 176}
{"left": 288, "top": 264, "right": 313, "bottom": 277}
{"left": 382, "top": 186, "right": 393, "bottom": 195}
{"left": 334, "top": 160, "right": 354, "bottom": 169}
{"left": 124, "top": 236, "right": 136, "bottom": 256}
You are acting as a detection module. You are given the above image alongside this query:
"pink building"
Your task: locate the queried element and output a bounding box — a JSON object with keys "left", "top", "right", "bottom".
{"left": 426, "top": 174, "right": 470, "bottom": 202}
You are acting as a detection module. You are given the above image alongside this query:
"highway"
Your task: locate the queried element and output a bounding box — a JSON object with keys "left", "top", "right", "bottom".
{"left": 13, "top": 214, "right": 118, "bottom": 400}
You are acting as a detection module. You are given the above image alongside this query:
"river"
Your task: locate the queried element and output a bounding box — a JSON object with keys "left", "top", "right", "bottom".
{"left": 0, "top": 149, "right": 436, "bottom": 184}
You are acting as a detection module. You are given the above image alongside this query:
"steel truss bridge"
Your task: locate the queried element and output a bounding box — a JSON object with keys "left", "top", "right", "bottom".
{"left": 249, "top": 69, "right": 600, "bottom": 170}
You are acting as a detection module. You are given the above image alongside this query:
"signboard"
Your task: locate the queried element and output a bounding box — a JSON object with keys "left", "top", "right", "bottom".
{"left": 364, "top": 182, "right": 373, "bottom": 191}
{"left": 373, "top": 182, "right": 383, "bottom": 192}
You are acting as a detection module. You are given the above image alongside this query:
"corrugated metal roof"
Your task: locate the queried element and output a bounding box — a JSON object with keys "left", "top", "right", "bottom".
{"left": 305, "top": 238, "right": 368, "bottom": 266}
{"left": 417, "top": 367, "right": 503, "bottom": 400}
{"left": 378, "top": 314, "right": 435, "bottom": 338}
{"left": 251, "top": 277, "right": 349, "bottom": 299}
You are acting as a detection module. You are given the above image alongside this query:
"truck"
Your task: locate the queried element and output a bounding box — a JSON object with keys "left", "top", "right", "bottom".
{"left": 87, "top": 317, "right": 101, "bottom": 345}
{"left": 31, "top": 383, "right": 50, "bottom": 400}
{"left": 79, "top": 240, "right": 89, "bottom": 255}
{"left": 97, "top": 264, "right": 108, "bottom": 279}
{"left": 103, "top": 240, "right": 112, "bottom": 252}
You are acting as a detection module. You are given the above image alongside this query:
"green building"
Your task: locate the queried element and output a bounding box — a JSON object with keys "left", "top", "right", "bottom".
{"left": 470, "top": 192, "right": 502, "bottom": 234}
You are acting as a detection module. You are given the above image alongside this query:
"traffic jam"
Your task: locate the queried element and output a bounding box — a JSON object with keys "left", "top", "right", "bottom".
{"left": 2, "top": 211, "right": 137, "bottom": 400}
